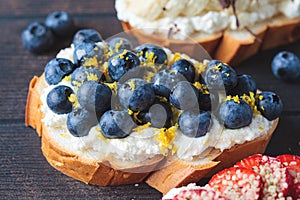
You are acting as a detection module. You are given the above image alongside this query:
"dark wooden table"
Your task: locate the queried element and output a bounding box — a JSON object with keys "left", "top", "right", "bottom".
{"left": 1, "top": 1, "right": 300, "bottom": 199}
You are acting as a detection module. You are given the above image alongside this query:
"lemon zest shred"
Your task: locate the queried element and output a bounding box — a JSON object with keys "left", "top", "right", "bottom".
{"left": 258, "top": 126, "right": 264, "bottom": 131}
{"left": 115, "top": 39, "right": 123, "bottom": 52}
{"left": 127, "top": 79, "right": 136, "bottom": 91}
{"left": 169, "top": 52, "right": 181, "bottom": 66}
{"left": 118, "top": 50, "right": 128, "bottom": 59}
{"left": 128, "top": 109, "right": 134, "bottom": 115}
{"left": 241, "top": 92, "right": 260, "bottom": 114}
{"left": 156, "top": 126, "right": 177, "bottom": 155}
{"left": 95, "top": 127, "right": 107, "bottom": 142}
{"left": 226, "top": 95, "right": 240, "bottom": 104}
{"left": 62, "top": 75, "right": 71, "bottom": 82}
{"left": 143, "top": 70, "right": 155, "bottom": 83}
{"left": 193, "top": 82, "right": 202, "bottom": 90}
{"left": 194, "top": 61, "right": 206, "bottom": 74}
{"left": 83, "top": 56, "right": 98, "bottom": 67}
{"left": 104, "top": 81, "right": 118, "bottom": 94}
{"left": 59, "top": 133, "right": 69, "bottom": 138}
{"left": 145, "top": 51, "right": 156, "bottom": 64}
{"left": 86, "top": 72, "right": 99, "bottom": 82}
{"left": 72, "top": 80, "right": 83, "bottom": 88}
{"left": 132, "top": 122, "right": 151, "bottom": 134}
{"left": 68, "top": 94, "right": 79, "bottom": 108}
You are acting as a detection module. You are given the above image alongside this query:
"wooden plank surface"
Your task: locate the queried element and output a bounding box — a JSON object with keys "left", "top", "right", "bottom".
{"left": 1, "top": 0, "right": 300, "bottom": 199}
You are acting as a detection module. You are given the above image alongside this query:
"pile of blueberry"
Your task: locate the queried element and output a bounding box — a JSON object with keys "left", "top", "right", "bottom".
{"left": 45, "top": 29, "right": 283, "bottom": 139}
{"left": 22, "top": 11, "right": 75, "bottom": 53}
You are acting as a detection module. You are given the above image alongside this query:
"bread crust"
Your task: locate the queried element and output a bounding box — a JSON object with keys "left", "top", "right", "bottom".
{"left": 25, "top": 74, "right": 278, "bottom": 192}
{"left": 121, "top": 16, "right": 300, "bottom": 66}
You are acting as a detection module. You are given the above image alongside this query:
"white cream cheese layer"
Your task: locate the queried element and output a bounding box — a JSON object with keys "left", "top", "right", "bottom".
{"left": 116, "top": 0, "right": 300, "bottom": 40}
{"left": 40, "top": 45, "right": 273, "bottom": 165}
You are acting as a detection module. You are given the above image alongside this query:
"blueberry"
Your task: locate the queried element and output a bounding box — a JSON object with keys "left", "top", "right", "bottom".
{"left": 205, "top": 60, "right": 237, "bottom": 91}
{"left": 71, "top": 66, "right": 104, "bottom": 86}
{"left": 169, "top": 81, "right": 199, "bottom": 110}
{"left": 45, "top": 11, "right": 75, "bottom": 38}
{"left": 99, "top": 110, "right": 135, "bottom": 139}
{"left": 77, "top": 81, "right": 112, "bottom": 116}
{"left": 67, "top": 107, "right": 98, "bottom": 137}
{"left": 227, "top": 74, "right": 257, "bottom": 96}
{"left": 21, "top": 22, "right": 54, "bottom": 53}
{"left": 178, "top": 111, "right": 211, "bottom": 138}
{"left": 108, "top": 50, "right": 140, "bottom": 81}
{"left": 271, "top": 51, "right": 300, "bottom": 81}
{"left": 118, "top": 78, "right": 146, "bottom": 109}
{"left": 135, "top": 44, "right": 168, "bottom": 65}
{"left": 171, "top": 59, "right": 195, "bottom": 82}
{"left": 198, "top": 87, "right": 219, "bottom": 111}
{"left": 73, "top": 42, "right": 104, "bottom": 66}
{"left": 129, "top": 84, "right": 155, "bottom": 112}
{"left": 256, "top": 91, "right": 283, "bottom": 121}
{"left": 136, "top": 98, "right": 173, "bottom": 128}
{"left": 108, "top": 37, "right": 133, "bottom": 52}
{"left": 46, "top": 85, "right": 73, "bottom": 114}
{"left": 152, "top": 69, "right": 185, "bottom": 98}
{"left": 73, "top": 29, "right": 102, "bottom": 47}
{"left": 44, "top": 58, "right": 75, "bottom": 85}
{"left": 218, "top": 99, "right": 252, "bottom": 129}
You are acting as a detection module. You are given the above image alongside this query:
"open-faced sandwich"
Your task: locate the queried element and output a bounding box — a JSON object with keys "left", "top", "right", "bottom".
{"left": 116, "top": 0, "right": 300, "bottom": 65}
{"left": 26, "top": 29, "right": 282, "bottom": 193}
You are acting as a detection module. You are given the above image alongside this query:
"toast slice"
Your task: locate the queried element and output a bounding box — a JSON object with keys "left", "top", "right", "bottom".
{"left": 26, "top": 74, "right": 279, "bottom": 191}
{"left": 213, "top": 23, "right": 267, "bottom": 66}
{"left": 120, "top": 16, "right": 300, "bottom": 66}
{"left": 261, "top": 15, "right": 300, "bottom": 50}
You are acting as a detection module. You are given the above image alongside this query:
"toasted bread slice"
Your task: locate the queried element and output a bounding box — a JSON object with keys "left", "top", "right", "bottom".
{"left": 261, "top": 15, "right": 300, "bottom": 50}
{"left": 121, "top": 16, "right": 300, "bottom": 66}
{"left": 214, "top": 23, "right": 267, "bottom": 66}
{"left": 25, "top": 75, "right": 164, "bottom": 186}
{"left": 26, "top": 74, "right": 278, "bottom": 192}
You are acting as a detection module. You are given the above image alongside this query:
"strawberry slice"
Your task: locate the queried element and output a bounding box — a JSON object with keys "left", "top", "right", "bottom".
{"left": 277, "top": 154, "right": 300, "bottom": 198}
{"left": 208, "top": 167, "right": 262, "bottom": 200}
{"left": 173, "top": 188, "right": 228, "bottom": 200}
{"left": 235, "top": 154, "right": 294, "bottom": 199}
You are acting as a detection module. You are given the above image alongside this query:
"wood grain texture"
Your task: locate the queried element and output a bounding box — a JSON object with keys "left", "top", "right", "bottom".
{"left": 1, "top": 0, "right": 300, "bottom": 199}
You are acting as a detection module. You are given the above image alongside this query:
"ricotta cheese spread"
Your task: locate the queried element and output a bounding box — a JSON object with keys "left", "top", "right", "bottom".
{"left": 115, "top": 0, "right": 300, "bottom": 40}
{"left": 40, "top": 44, "right": 273, "bottom": 168}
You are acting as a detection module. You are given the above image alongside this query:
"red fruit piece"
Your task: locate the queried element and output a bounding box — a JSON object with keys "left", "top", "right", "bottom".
{"left": 208, "top": 167, "right": 262, "bottom": 200}
{"left": 277, "top": 154, "right": 300, "bottom": 199}
{"left": 235, "top": 154, "right": 294, "bottom": 199}
{"left": 173, "top": 188, "right": 228, "bottom": 200}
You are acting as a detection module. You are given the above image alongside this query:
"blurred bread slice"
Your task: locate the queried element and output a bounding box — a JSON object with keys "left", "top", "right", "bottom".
{"left": 121, "top": 15, "right": 300, "bottom": 66}
{"left": 261, "top": 15, "right": 300, "bottom": 50}
{"left": 214, "top": 23, "right": 267, "bottom": 66}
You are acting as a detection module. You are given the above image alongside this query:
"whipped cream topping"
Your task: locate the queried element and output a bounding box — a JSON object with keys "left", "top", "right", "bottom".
{"left": 116, "top": 0, "right": 300, "bottom": 40}
{"left": 40, "top": 44, "right": 273, "bottom": 167}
